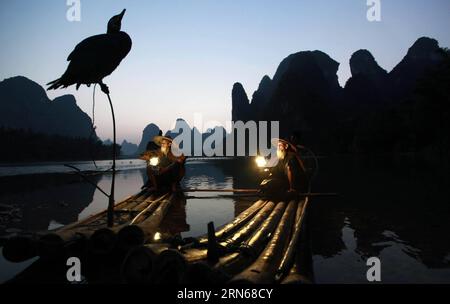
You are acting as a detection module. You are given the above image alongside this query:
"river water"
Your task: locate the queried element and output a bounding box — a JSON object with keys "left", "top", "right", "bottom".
{"left": 0, "top": 156, "right": 449, "bottom": 283}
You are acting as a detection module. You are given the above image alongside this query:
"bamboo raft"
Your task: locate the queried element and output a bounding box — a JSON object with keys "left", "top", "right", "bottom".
{"left": 2, "top": 188, "right": 314, "bottom": 284}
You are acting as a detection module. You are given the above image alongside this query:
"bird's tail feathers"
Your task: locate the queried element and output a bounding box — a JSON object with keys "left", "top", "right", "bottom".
{"left": 46, "top": 78, "right": 63, "bottom": 91}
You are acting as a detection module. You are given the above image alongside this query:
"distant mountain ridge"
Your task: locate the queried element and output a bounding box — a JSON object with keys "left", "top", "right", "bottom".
{"left": 136, "top": 118, "right": 228, "bottom": 157}
{"left": 0, "top": 76, "right": 96, "bottom": 139}
{"left": 232, "top": 36, "right": 449, "bottom": 154}
{"left": 121, "top": 140, "right": 138, "bottom": 156}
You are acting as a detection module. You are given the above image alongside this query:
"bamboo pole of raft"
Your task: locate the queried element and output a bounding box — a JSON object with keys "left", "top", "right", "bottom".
{"left": 130, "top": 194, "right": 159, "bottom": 211}
{"left": 56, "top": 189, "right": 148, "bottom": 233}
{"left": 219, "top": 201, "right": 276, "bottom": 249}
{"left": 113, "top": 193, "right": 157, "bottom": 215}
{"left": 1, "top": 190, "right": 147, "bottom": 263}
{"left": 281, "top": 200, "right": 315, "bottom": 284}
{"left": 60, "top": 192, "right": 170, "bottom": 255}
{"left": 87, "top": 195, "right": 163, "bottom": 254}
{"left": 130, "top": 193, "right": 170, "bottom": 225}
{"left": 180, "top": 200, "right": 269, "bottom": 262}
{"left": 69, "top": 191, "right": 163, "bottom": 231}
{"left": 276, "top": 198, "right": 309, "bottom": 281}
{"left": 54, "top": 191, "right": 156, "bottom": 240}
{"left": 181, "top": 201, "right": 277, "bottom": 264}
{"left": 96, "top": 193, "right": 169, "bottom": 238}
{"left": 183, "top": 199, "right": 266, "bottom": 249}
{"left": 281, "top": 243, "right": 314, "bottom": 284}
{"left": 229, "top": 200, "right": 297, "bottom": 284}
{"left": 194, "top": 200, "right": 268, "bottom": 247}
{"left": 118, "top": 189, "right": 155, "bottom": 210}
{"left": 72, "top": 193, "right": 155, "bottom": 234}
{"left": 210, "top": 202, "right": 288, "bottom": 275}
{"left": 239, "top": 201, "right": 287, "bottom": 258}
{"left": 2, "top": 191, "right": 167, "bottom": 264}
{"left": 137, "top": 193, "right": 177, "bottom": 242}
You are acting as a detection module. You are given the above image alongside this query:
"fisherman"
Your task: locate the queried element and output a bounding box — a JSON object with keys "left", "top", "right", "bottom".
{"left": 260, "top": 138, "right": 308, "bottom": 199}
{"left": 141, "top": 135, "right": 186, "bottom": 192}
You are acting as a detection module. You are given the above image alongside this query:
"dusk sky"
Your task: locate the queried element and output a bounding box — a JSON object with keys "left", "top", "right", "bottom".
{"left": 0, "top": 0, "right": 449, "bottom": 144}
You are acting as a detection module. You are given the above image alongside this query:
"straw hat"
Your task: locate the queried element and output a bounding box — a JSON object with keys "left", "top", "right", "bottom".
{"left": 153, "top": 135, "right": 173, "bottom": 146}
{"left": 152, "top": 135, "right": 180, "bottom": 153}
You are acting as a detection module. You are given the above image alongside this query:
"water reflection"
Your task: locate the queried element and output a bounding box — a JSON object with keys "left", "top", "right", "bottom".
{"left": 310, "top": 156, "right": 450, "bottom": 283}
{"left": 0, "top": 173, "right": 100, "bottom": 234}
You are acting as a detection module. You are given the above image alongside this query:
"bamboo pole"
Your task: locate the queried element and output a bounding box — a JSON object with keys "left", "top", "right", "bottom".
{"left": 213, "top": 202, "right": 287, "bottom": 276}
{"left": 230, "top": 200, "right": 297, "bottom": 284}
{"left": 106, "top": 92, "right": 116, "bottom": 228}
{"left": 276, "top": 199, "right": 308, "bottom": 281}
{"left": 193, "top": 200, "right": 267, "bottom": 247}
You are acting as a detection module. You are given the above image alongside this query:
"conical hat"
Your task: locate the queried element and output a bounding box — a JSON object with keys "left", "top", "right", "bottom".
{"left": 152, "top": 135, "right": 173, "bottom": 146}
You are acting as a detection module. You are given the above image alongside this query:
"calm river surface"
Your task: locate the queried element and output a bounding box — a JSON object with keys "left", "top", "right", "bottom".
{"left": 0, "top": 156, "right": 449, "bottom": 283}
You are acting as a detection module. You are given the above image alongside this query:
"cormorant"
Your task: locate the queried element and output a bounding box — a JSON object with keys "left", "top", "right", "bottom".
{"left": 47, "top": 9, "right": 132, "bottom": 94}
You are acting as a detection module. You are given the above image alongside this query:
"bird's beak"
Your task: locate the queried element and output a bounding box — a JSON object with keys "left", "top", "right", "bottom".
{"left": 119, "top": 9, "right": 126, "bottom": 20}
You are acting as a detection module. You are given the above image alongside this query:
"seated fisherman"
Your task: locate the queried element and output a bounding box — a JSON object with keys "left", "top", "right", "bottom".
{"left": 142, "top": 135, "right": 186, "bottom": 192}
{"left": 260, "top": 138, "right": 308, "bottom": 198}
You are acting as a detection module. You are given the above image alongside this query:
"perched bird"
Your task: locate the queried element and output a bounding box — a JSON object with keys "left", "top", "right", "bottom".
{"left": 47, "top": 9, "right": 132, "bottom": 94}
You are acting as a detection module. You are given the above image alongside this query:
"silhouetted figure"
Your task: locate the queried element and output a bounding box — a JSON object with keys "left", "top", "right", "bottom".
{"left": 47, "top": 9, "right": 132, "bottom": 94}
{"left": 143, "top": 136, "right": 186, "bottom": 192}
{"left": 260, "top": 138, "right": 308, "bottom": 200}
